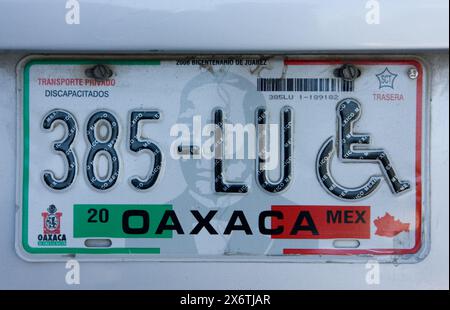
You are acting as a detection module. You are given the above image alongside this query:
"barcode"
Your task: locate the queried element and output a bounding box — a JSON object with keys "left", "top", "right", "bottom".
{"left": 257, "top": 78, "right": 354, "bottom": 92}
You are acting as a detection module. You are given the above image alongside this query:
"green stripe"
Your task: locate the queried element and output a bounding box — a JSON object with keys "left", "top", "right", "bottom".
{"left": 74, "top": 204, "right": 172, "bottom": 238}
{"left": 24, "top": 247, "right": 160, "bottom": 254}
{"left": 25, "top": 59, "right": 160, "bottom": 66}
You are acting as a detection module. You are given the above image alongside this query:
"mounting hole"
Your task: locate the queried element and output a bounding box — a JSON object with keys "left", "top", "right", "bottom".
{"left": 84, "top": 239, "right": 112, "bottom": 248}
{"left": 333, "top": 240, "right": 360, "bottom": 248}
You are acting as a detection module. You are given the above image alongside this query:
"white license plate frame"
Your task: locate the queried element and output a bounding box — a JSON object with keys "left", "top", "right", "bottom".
{"left": 15, "top": 55, "right": 430, "bottom": 262}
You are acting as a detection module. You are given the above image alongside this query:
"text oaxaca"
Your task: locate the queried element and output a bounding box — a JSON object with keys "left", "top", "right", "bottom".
{"left": 123, "top": 209, "right": 320, "bottom": 236}
{"left": 118, "top": 208, "right": 369, "bottom": 237}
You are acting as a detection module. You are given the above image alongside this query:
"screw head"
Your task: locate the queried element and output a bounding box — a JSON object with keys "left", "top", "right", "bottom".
{"left": 85, "top": 64, "right": 113, "bottom": 81}
{"left": 407, "top": 67, "right": 419, "bottom": 80}
{"left": 333, "top": 64, "right": 361, "bottom": 82}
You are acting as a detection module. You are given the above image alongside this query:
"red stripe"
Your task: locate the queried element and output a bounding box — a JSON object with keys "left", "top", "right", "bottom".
{"left": 271, "top": 205, "right": 370, "bottom": 239}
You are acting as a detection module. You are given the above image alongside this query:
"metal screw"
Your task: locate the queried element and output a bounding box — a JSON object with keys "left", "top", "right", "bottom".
{"left": 407, "top": 67, "right": 419, "bottom": 80}
{"left": 85, "top": 64, "right": 113, "bottom": 81}
{"left": 333, "top": 64, "right": 361, "bottom": 82}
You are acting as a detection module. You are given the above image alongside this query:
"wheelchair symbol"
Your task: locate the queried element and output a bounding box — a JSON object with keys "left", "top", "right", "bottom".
{"left": 317, "top": 98, "right": 411, "bottom": 200}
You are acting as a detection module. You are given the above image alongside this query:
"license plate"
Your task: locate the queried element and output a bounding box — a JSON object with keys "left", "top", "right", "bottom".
{"left": 16, "top": 56, "right": 429, "bottom": 262}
